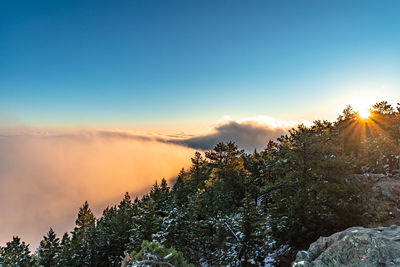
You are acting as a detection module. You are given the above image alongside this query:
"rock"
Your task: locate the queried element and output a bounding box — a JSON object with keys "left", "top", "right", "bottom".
{"left": 353, "top": 173, "right": 400, "bottom": 224}
{"left": 292, "top": 225, "right": 400, "bottom": 267}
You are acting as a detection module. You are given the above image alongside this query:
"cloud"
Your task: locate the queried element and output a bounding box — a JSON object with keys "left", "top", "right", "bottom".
{"left": 171, "top": 116, "right": 307, "bottom": 151}
{"left": 0, "top": 131, "right": 196, "bottom": 249}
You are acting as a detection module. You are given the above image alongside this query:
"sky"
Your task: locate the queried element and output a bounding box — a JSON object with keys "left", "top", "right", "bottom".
{"left": 1, "top": 0, "right": 400, "bottom": 127}
{"left": 1, "top": 0, "right": 400, "bottom": 249}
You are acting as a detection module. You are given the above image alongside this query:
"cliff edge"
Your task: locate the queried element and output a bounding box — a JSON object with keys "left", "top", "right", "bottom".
{"left": 292, "top": 225, "right": 400, "bottom": 267}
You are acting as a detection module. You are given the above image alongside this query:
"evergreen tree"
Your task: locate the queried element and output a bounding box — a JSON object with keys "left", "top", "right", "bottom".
{"left": 204, "top": 142, "right": 247, "bottom": 212}
{"left": 0, "top": 236, "right": 34, "bottom": 267}
{"left": 189, "top": 152, "right": 209, "bottom": 189}
{"left": 37, "top": 228, "right": 60, "bottom": 267}
{"left": 336, "top": 105, "right": 362, "bottom": 157}
{"left": 74, "top": 201, "right": 96, "bottom": 234}
{"left": 70, "top": 201, "right": 96, "bottom": 266}
{"left": 57, "top": 233, "right": 73, "bottom": 266}
{"left": 243, "top": 151, "right": 267, "bottom": 205}
{"left": 94, "top": 193, "right": 134, "bottom": 266}
{"left": 171, "top": 169, "right": 188, "bottom": 207}
{"left": 128, "top": 196, "right": 159, "bottom": 252}
{"left": 165, "top": 190, "right": 211, "bottom": 264}
{"left": 237, "top": 195, "right": 268, "bottom": 266}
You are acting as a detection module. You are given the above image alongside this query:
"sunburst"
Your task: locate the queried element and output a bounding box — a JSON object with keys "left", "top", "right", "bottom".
{"left": 358, "top": 109, "right": 371, "bottom": 119}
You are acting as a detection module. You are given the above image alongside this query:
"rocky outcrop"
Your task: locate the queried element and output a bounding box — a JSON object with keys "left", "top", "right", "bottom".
{"left": 292, "top": 225, "right": 400, "bottom": 267}
{"left": 290, "top": 173, "right": 400, "bottom": 266}
{"left": 354, "top": 173, "right": 400, "bottom": 224}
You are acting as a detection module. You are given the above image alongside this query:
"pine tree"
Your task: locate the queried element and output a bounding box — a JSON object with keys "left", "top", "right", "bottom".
{"left": 57, "top": 233, "right": 73, "bottom": 266}
{"left": 204, "top": 142, "right": 247, "bottom": 212}
{"left": 336, "top": 105, "right": 362, "bottom": 157}
{"left": 71, "top": 201, "right": 96, "bottom": 266}
{"left": 94, "top": 193, "right": 134, "bottom": 266}
{"left": 171, "top": 169, "right": 188, "bottom": 207}
{"left": 37, "top": 228, "right": 60, "bottom": 267}
{"left": 190, "top": 152, "right": 208, "bottom": 188}
{"left": 0, "top": 236, "right": 34, "bottom": 267}
{"left": 74, "top": 201, "right": 96, "bottom": 234}
{"left": 237, "top": 195, "right": 268, "bottom": 266}
{"left": 128, "top": 196, "right": 159, "bottom": 252}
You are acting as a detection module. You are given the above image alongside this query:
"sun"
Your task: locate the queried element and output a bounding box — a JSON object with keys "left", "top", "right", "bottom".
{"left": 348, "top": 98, "right": 374, "bottom": 120}
{"left": 358, "top": 109, "right": 371, "bottom": 119}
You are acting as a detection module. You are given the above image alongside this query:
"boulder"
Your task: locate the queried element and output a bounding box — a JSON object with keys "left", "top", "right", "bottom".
{"left": 292, "top": 225, "right": 400, "bottom": 267}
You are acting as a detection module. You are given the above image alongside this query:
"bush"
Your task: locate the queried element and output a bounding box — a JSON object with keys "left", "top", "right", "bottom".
{"left": 129, "top": 240, "right": 193, "bottom": 267}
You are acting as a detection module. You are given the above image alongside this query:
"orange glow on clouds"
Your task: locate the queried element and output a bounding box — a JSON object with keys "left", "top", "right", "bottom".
{"left": 0, "top": 133, "right": 196, "bottom": 248}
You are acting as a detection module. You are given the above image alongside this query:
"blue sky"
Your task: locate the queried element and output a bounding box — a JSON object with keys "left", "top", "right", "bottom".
{"left": 1, "top": 0, "right": 400, "bottom": 126}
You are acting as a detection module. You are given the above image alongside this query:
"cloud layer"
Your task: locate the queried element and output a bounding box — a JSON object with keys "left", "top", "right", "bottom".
{"left": 172, "top": 121, "right": 286, "bottom": 151}
{"left": 171, "top": 116, "right": 309, "bottom": 151}
{"left": 0, "top": 133, "right": 196, "bottom": 249}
